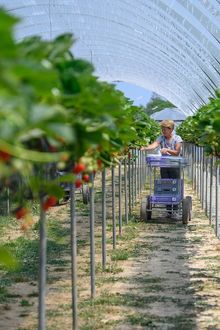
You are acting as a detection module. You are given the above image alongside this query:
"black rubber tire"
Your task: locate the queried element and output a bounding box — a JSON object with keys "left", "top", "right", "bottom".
{"left": 185, "top": 196, "right": 192, "bottom": 221}
{"left": 140, "top": 196, "right": 152, "bottom": 221}
{"left": 146, "top": 195, "right": 152, "bottom": 220}
{"left": 82, "top": 184, "right": 90, "bottom": 204}
{"left": 140, "top": 197, "right": 148, "bottom": 221}
{"left": 182, "top": 198, "right": 190, "bottom": 224}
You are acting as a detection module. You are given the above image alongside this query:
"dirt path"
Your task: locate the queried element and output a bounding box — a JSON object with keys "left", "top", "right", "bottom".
{"left": 107, "top": 184, "right": 220, "bottom": 329}
{"left": 1, "top": 176, "right": 220, "bottom": 329}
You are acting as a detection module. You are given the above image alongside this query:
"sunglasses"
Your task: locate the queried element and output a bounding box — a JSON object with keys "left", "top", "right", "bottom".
{"left": 161, "top": 126, "right": 171, "bottom": 130}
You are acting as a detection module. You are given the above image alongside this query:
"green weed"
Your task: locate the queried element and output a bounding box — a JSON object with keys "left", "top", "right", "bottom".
{"left": 20, "top": 299, "right": 33, "bottom": 307}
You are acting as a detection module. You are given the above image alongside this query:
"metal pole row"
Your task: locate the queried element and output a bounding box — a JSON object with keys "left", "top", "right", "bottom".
{"left": 37, "top": 150, "right": 149, "bottom": 329}
{"left": 29, "top": 146, "right": 220, "bottom": 329}
{"left": 183, "top": 143, "right": 220, "bottom": 239}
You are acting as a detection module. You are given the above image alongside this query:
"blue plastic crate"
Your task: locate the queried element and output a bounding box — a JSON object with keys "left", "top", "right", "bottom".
{"left": 146, "top": 155, "right": 188, "bottom": 168}
{"left": 150, "top": 194, "right": 183, "bottom": 204}
{"left": 154, "top": 179, "right": 182, "bottom": 196}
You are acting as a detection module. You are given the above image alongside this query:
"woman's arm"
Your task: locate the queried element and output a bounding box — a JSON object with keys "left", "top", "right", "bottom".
{"left": 140, "top": 140, "right": 160, "bottom": 151}
{"left": 160, "top": 142, "right": 182, "bottom": 156}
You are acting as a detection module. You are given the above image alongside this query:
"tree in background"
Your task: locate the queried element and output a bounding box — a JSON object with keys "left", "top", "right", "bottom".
{"left": 145, "top": 93, "right": 175, "bottom": 116}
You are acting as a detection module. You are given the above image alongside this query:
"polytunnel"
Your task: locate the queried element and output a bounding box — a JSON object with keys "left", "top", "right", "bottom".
{"left": 1, "top": 2, "right": 220, "bottom": 330}
{"left": 1, "top": 0, "right": 220, "bottom": 115}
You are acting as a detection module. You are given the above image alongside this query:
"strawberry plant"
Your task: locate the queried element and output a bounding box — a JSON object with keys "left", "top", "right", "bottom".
{"left": 0, "top": 7, "right": 163, "bottom": 267}
{"left": 176, "top": 89, "right": 220, "bottom": 156}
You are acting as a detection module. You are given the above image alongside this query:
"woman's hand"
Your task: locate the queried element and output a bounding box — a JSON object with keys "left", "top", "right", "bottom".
{"left": 160, "top": 148, "right": 170, "bottom": 155}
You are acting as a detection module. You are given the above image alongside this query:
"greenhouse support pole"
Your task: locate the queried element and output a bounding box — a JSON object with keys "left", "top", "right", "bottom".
{"left": 140, "top": 151, "right": 143, "bottom": 190}
{"left": 128, "top": 155, "right": 131, "bottom": 216}
{"left": 199, "top": 147, "right": 202, "bottom": 199}
{"left": 144, "top": 151, "right": 147, "bottom": 188}
{"left": 137, "top": 150, "right": 140, "bottom": 197}
{"left": 191, "top": 144, "right": 194, "bottom": 189}
{"left": 201, "top": 148, "right": 205, "bottom": 209}
{"left": 215, "top": 160, "right": 219, "bottom": 237}
{"left": 70, "top": 183, "right": 78, "bottom": 330}
{"left": 89, "top": 173, "right": 96, "bottom": 298}
{"left": 134, "top": 149, "right": 137, "bottom": 202}
{"left": 39, "top": 198, "right": 47, "bottom": 330}
{"left": 187, "top": 144, "right": 192, "bottom": 181}
{"left": 131, "top": 149, "right": 134, "bottom": 208}
{"left": 205, "top": 157, "right": 208, "bottom": 215}
{"left": 209, "top": 157, "right": 213, "bottom": 224}
{"left": 101, "top": 168, "right": 107, "bottom": 269}
{"left": 111, "top": 166, "right": 116, "bottom": 249}
{"left": 136, "top": 149, "right": 140, "bottom": 198}
{"left": 197, "top": 147, "right": 199, "bottom": 197}
{"left": 124, "top": 159, "right": 128, "bottom": 224}
{"left": 139, "top": 151, "right": 141, "bottom": 194}
{"left": 195, "top": 145, "right": 198, "bottom": 194}
{"left": 189, "top": 144, "right": 192, "bottom": 180}
{"left": 118, "top": 161, "right": 122, "bottom": 236}
{"left": 193, "top": 144, "right": 197, "bottom": 190}
{"left": 198, "top": 147, "right": 201, "bottom": 197}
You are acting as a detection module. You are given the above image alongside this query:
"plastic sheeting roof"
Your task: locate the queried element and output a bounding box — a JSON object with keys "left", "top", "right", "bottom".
{"left": 151, "top": 107, "right": 187, "bottom": 120}
{"left": 1, "top": 0, "right": 220, "bottom": 115}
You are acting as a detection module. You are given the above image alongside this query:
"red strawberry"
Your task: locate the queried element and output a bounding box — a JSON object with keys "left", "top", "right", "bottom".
{"left": 48, "top": 145, "right": 57, "bottom": 153}
{"left": 75, "top": 178, "right": 82, "bottom": 188}
{"left": 15, "top": 207, "right": 28, "bottom": 220}
{"left": 72, "top": 163, "right": 86, "bottom": 174}
{"left": 82, "top": 174, "right": 90, "bottom": 182}
{"left": 0, "top": 150, "right": 11, "bottom": 162}
{"left": 42, "top": 196, "right": 57, "bottom": 211}
{"left": 97, "top": 159, "right": 102, "bottom": 168}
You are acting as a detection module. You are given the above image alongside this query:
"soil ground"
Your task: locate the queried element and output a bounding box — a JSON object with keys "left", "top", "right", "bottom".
{"left": 0, "top": 171, "right": 220, "bottom": 330}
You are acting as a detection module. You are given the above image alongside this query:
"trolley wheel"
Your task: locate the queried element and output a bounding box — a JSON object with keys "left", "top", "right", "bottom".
{"left": 185, "top": 196, "right": 192, "bottom": 221}
{"left": 140, "top": 196, "right": 152, "bottom": 221}
{"left": 140, "top": 197, "right": 147, "bottom": 221}
{"left": 82, "top": 184, "right": 90, "bottom": 204}
{"left": 182, "top": 197, "right": 190, "bottom": 224}
{"left": 146, "top": 196, "right": 152, "bottom": 221}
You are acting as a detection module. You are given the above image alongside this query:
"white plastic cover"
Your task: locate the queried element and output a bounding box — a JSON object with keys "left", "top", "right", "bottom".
{"left": 1, "top": 0, "right": 220, "bottom": 114}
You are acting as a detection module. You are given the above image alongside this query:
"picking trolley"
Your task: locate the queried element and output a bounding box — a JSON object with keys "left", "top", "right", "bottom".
{"left": 140, "top": 155, "right": 192, "bottom": 224}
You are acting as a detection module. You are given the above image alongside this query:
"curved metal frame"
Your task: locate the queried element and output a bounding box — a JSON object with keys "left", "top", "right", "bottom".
{"left": 2, "top": 0, "right": 220, "bottom": 114}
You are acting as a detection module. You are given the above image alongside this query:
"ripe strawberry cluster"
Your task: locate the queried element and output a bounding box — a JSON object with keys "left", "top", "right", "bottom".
{"left": 72, "top": 162, "right": 89, "bottom": 188}
{"left": 15, "top": 206, "right": 33, "bottom": 231}
{"left": 13, "top": 158, "right": 103, "bottom": 224}
{"left": 71, "top": 159, "right": 102, "bottom": 188}
{"left": 0, "top": 150, "right": 11, "bottom": 162}
{"left": 42, "top": 196, "right": 57, "bottom": 211}
{"left": 15, "top": 194, "right": 57, "bottom": 229}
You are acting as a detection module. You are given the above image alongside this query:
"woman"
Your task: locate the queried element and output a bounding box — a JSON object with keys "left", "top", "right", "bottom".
{"left": 141, "top": 119, "right": 183, "bottom": 217}
{"left": 141, "top": 119, "right": 182, "bottom": 179}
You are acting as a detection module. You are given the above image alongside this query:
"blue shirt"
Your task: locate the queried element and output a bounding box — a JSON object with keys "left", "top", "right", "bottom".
{"left": 156, "top": 134, "right": 182, "bottom": 151}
